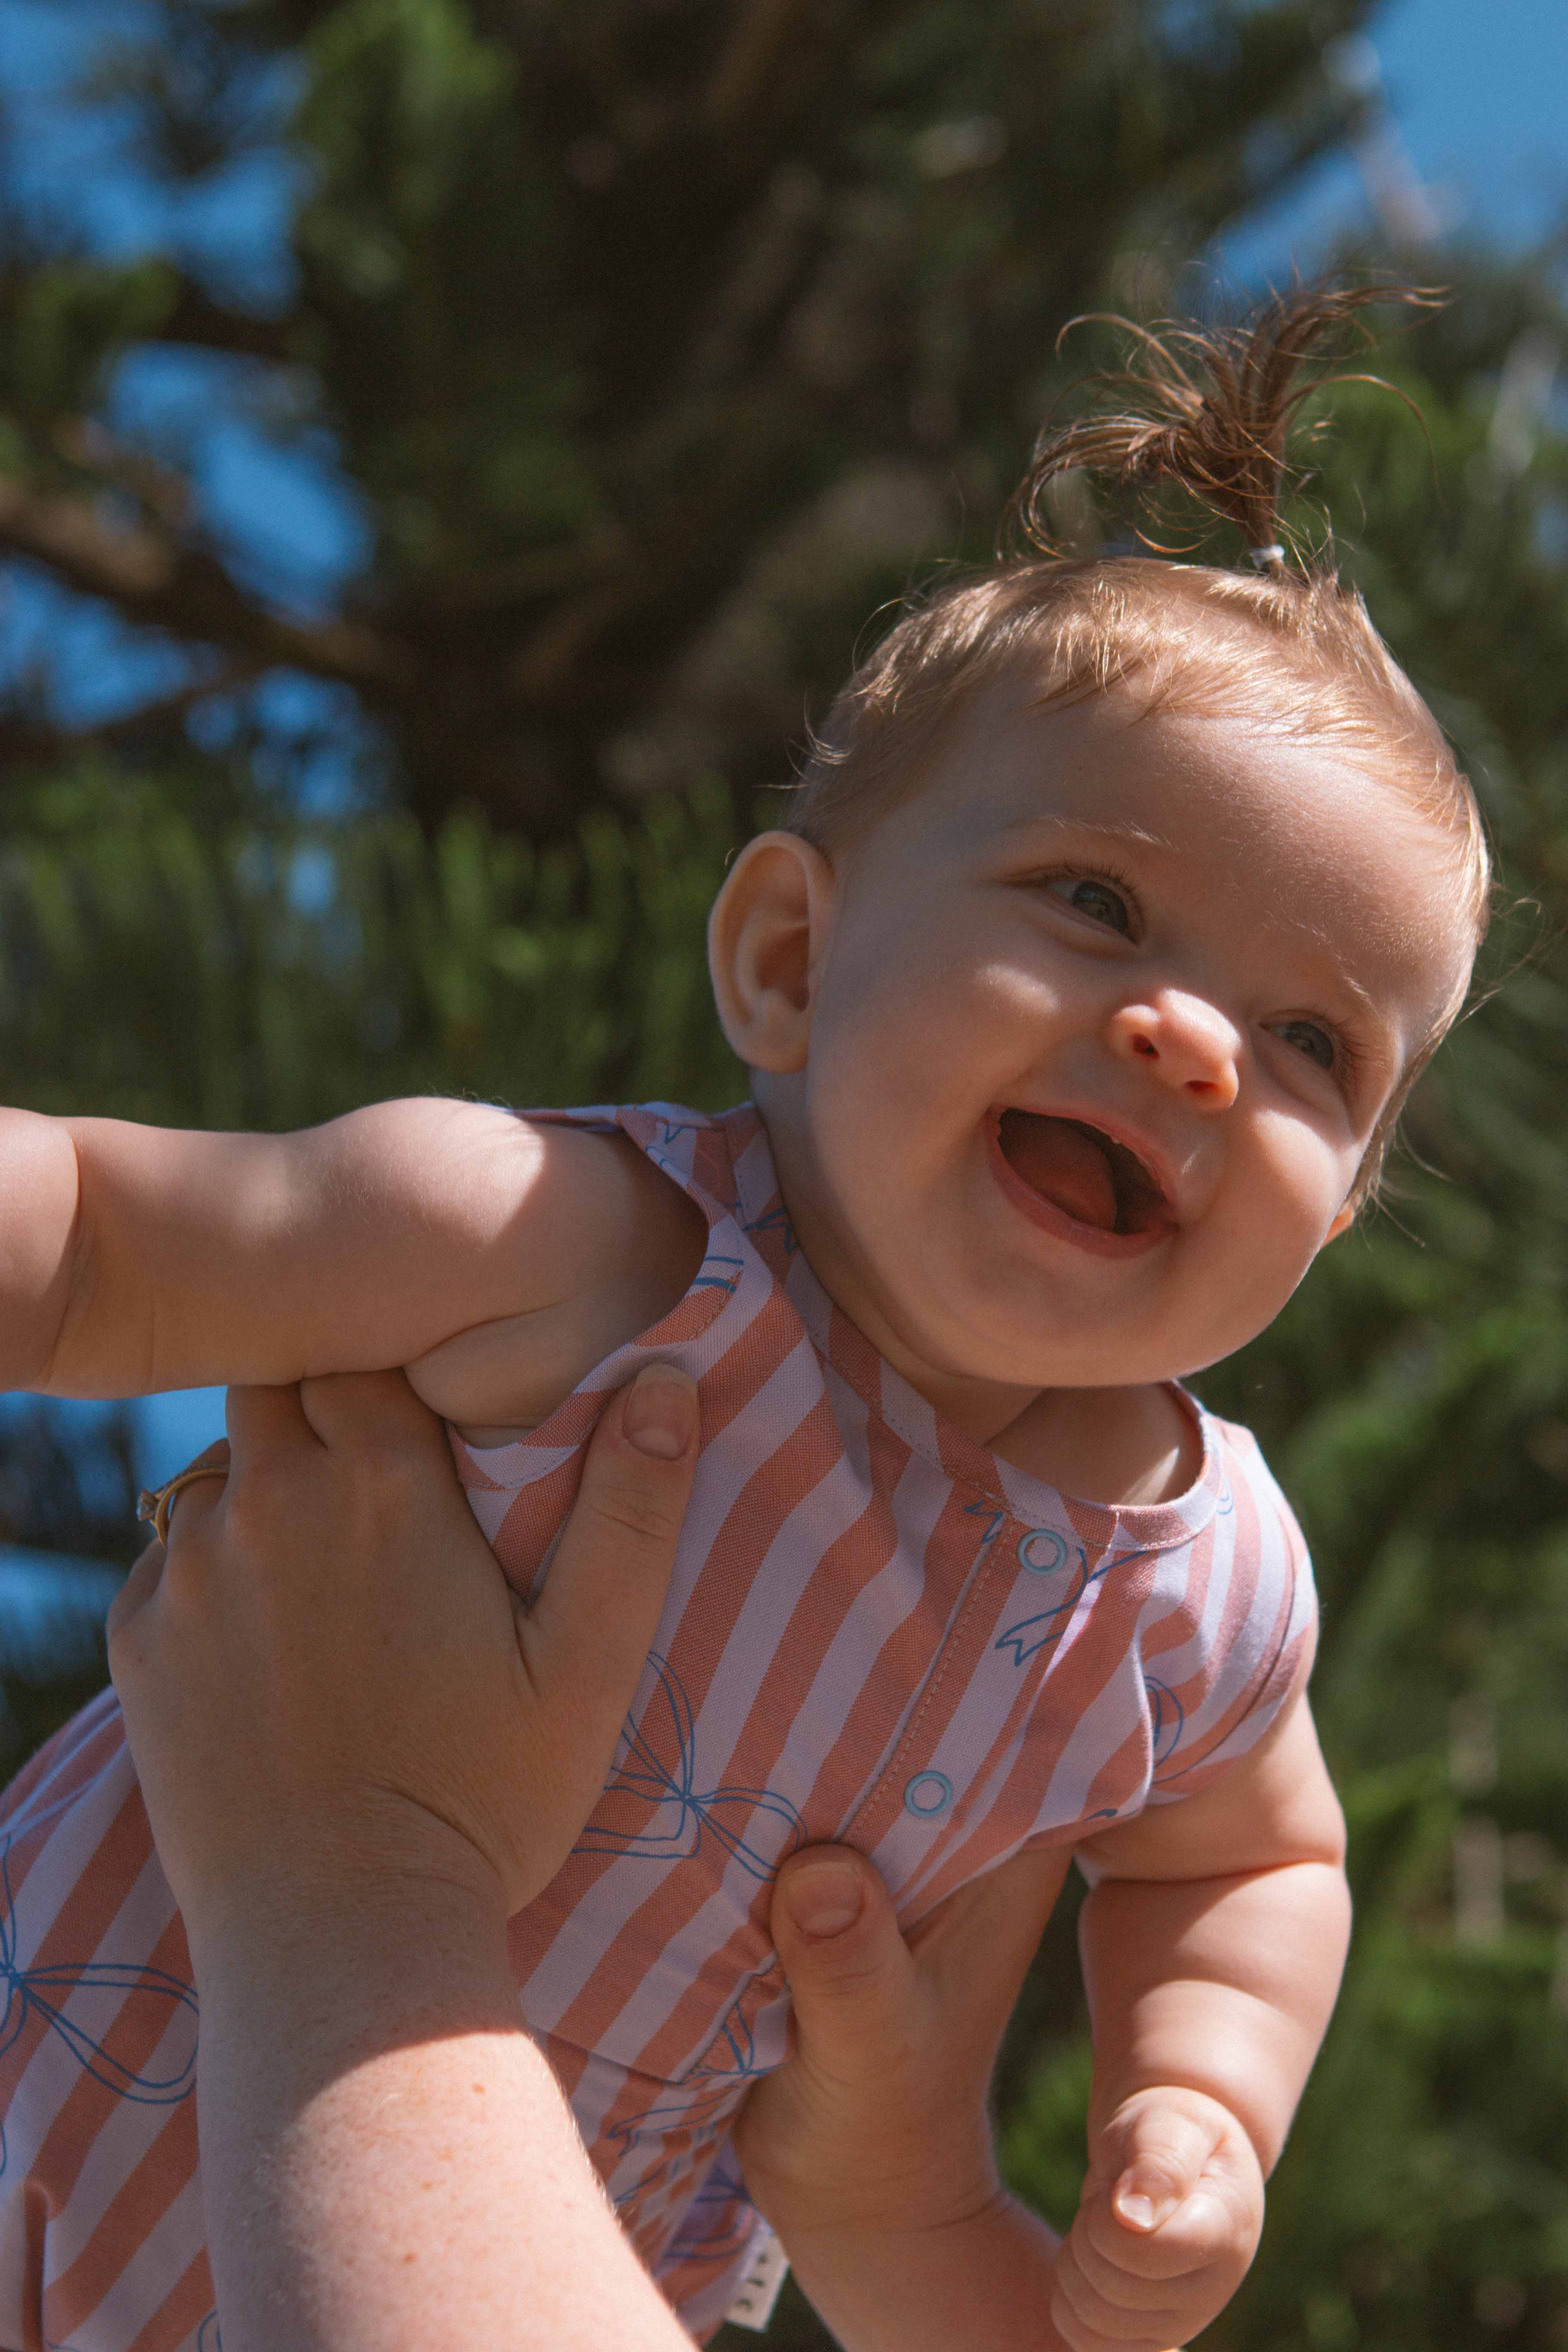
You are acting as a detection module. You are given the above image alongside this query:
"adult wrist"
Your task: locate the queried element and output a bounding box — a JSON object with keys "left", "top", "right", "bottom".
{"left": 178, "top": 1808, "right": 514, "bottom": 1992}
{"left": 779, "top": 2189, "right": 1064, "bottom": 2352}
{"left": 759, "top": 2141, "right": 1008, "bottom": 2251}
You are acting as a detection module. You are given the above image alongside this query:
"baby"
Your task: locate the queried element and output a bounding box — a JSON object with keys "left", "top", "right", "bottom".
{"left": 0, "top": 288, "right": 1487, "bottom": 2352}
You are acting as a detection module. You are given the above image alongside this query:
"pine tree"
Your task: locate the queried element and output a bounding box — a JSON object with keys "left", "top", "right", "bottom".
{"left": 0, "top": 0, "right": 1373, "bottom": 833}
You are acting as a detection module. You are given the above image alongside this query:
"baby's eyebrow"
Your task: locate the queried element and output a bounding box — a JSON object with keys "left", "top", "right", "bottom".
{"left": 1002, "top": 813, "right": 1176, "bottom": 853}
{"left": 1328, "top": 965, "right": 1379, "bottom": 1018}
{"left": 1282, "top": 918, "right": 1386, "bottom": 1018}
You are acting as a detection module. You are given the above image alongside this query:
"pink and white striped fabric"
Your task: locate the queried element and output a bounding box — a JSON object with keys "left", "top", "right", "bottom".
{"left": 0, "top": 1102, "right": 1315, "bottom": 2348}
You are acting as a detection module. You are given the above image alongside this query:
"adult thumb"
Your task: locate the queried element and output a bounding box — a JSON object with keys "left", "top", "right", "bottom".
{"left": 770, "top": 1847, "right": 923, "bottom": 2075}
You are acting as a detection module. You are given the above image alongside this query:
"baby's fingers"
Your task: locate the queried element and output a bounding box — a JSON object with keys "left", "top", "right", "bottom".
{"left": 1113, "top": 2184, "right": 1252, "bottom": 2285}
{"left": 1105, "top": 2116, "right": 1213, "bottom": 2239}
{"left": 1050, "top": 2244, "right": 1181, "bottom": 2352}
{"left": 1103, "top": 2105, "right": 1224, "bottom": 2245}
{"left": 1069, "top": 2187, "right": 1244, "bottom": 2322}
{"left": 1082, "top": 2095, "right": 1262, "bottom": 2282}
{"left": 1054, "top": 2202, "right": 1238, "bottom": 2352}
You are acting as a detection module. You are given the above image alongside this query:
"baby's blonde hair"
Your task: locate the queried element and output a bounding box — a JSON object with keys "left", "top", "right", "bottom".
{"left": 784, "top": 288, "right": 1490, "bottom": 1206}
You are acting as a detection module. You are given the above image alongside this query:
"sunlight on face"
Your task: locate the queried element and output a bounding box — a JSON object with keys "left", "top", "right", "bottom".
{"left": 770, "top": 674, "right": 1473, "bottom": 1420}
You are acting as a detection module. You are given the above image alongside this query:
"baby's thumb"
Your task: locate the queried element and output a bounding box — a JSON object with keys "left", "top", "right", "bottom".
{"left": 770, "top": 1847, "right": 920, "bottom": 2076}
{"left": 1105, "top": 2106, "right": 1219, "bottom": 2237}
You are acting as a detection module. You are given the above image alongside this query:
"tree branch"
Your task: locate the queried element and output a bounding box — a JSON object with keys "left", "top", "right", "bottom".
{"left": 0, "top": 478, "right": 398, "bottom": 690}
{"left": 0, "top": 660, "right": 265, "bottom": 775}
{"left": 150, "top": 277, "right": 296, "bottom": 365}
{"left": 704, "top": 0, "right": 818, "bottom": 130}
{"left": 53, "top": 420, "right": 193, "bottom": 533}
{"left": 386, "top": 527, "right": 631, "bottom": 625}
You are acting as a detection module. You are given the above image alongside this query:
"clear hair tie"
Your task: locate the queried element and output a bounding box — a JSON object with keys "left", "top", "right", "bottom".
{"left": 1249, "top": 543, "right": 1286, "bottom": 570}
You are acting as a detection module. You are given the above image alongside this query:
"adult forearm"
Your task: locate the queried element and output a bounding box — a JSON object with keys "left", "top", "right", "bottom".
{"left": 1079, "top": 1860, "right": 1351, "bottom": 2171}
{"left": 781, "top": 2191, "right": 1067, "bottom": 2352}
{"left": 193, "top": 1878, "right": 693, "bottom": 2352}
{"left": 0, "top": 1107, "right": 81, "bottom": 1387}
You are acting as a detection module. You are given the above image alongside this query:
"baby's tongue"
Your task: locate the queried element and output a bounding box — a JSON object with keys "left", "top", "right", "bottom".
{"left": 998, "top": 1112, "right": 1118, "bottom": 1231}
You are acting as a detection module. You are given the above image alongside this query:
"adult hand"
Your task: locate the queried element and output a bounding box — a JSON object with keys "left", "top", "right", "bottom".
{"left": 734, "top": 1841, "right": 1075, "bottom": 2352}
{"left": 107, "top": 1364, "right": 702, "bottom": 2352}
{"left": 110, "top": 1362, "right": 698, "bottom": 1958}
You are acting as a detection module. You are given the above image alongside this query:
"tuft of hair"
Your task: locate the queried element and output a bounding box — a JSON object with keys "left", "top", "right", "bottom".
{"left": 1008, "top": 281, "right": 1438, "bottom": 565}
{"left": 783, "top": 283, "right": 1489, "bottom": 1208}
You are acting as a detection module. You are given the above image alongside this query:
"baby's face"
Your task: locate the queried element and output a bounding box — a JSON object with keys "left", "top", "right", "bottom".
{"left": 776, "top": 675, "right": 1471, "bottom": 1403}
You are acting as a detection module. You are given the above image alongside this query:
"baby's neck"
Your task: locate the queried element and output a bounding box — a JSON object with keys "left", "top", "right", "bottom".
{"left": 989, "top": 1382, "right": 1200, "bottom": 1507}
{"left": 852, "top": 1328, "right": 1198, "bottom": 1507}
{"left": 759, "top": 1107, "right": 1200, "bottom": 1509}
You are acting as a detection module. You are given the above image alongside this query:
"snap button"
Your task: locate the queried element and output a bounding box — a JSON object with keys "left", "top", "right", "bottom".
{"left": 1018, "top": 1527, "right": 1071, "bottom": 1574}
{"left": 903, "top": 1770, "right": 954, "bottom": 1820}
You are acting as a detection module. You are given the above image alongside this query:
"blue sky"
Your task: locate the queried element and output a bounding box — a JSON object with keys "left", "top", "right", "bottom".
{"left": 1220, "top": 0, "right": 1568, "bottom": 272}
{"left": 1369, "top": 0, "right": 1567, "bottom": 243}
{"left": 2, "top": 0, "right": 1565, "bottom": 1492}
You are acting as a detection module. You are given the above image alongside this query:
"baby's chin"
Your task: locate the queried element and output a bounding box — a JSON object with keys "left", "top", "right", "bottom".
{"left": 886, "top": 1304, "right": 1202, "bottom": 1408}
{"left": 912, "top": 1273, "right": 1305, "bottom": 1408}
{"left": 980, "top": 1315, "right": 1283, "bottom": 1395}
{"left": 799, "top": 1174, "right": 1297, "bottom": 1401}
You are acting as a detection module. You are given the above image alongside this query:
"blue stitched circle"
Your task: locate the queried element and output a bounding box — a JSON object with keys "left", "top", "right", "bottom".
{"left": 1018, "top": 1528, "right": 1070, "bottom": 1575}
{"left": 903, "top": 1770, "right": 954, "bottom": 1820}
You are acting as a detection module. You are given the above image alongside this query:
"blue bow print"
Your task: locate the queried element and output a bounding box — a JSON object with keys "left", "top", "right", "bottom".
{"left": 576, "top": 1655, "right": 804, "bottom": 1881}
{"left": 0, "top": 1835, "right": 198, "bottom": 2181}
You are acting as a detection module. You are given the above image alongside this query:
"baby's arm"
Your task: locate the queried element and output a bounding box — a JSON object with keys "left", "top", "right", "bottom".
{"left": 0, "top": 1102, "right": 703, "bottom": 1420}
{"left": 741, "top": 1683, "right": 1344, "bottom": 2352}
{"left": 1056, "top": 1676, "right": 1350, "bottom": 2350}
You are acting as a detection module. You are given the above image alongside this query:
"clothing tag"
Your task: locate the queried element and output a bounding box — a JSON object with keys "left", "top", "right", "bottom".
{"left": 723, "top": 2228, "right": 789, "bottom": 2331}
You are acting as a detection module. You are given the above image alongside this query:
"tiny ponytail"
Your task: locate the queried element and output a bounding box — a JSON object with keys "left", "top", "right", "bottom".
{"left": 787, "top": 277, "right": 1488, "bottom": 1206}
{"left": 1008, "top": 282, "right": 1439, "bottom": 571}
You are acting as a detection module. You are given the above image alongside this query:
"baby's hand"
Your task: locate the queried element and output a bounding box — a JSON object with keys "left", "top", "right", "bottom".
{"left": 1051, "top": 2088, "right": 1265, "bottom": 2351}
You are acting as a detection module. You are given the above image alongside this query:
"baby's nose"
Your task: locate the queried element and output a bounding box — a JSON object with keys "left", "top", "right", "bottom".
{"left": 1107, "top": 993, "right": 1241, "bottom": 1109}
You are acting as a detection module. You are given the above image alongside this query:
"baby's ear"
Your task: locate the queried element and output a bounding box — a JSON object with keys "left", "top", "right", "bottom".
{"left": 707, "top": 831, "right": 836, "bottom": 1074}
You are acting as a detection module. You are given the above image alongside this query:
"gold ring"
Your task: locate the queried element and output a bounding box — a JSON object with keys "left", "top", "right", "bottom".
{"left": 136, "top": 1464, "right": 228, "bottom": 1547}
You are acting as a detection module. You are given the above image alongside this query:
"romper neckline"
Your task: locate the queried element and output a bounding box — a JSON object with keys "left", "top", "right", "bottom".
{"left": 656, "top": 1101, "right": 1226, "bottom": 1559}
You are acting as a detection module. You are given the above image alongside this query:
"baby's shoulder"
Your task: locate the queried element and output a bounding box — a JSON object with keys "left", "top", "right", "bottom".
{"left": 397, "top": 1100, "right": 697, "bottom": 1273}
{"left": 401, "top": 1109, "right": 708, "bottom": 1436}
{"left": 319, "top": 1096, "right": 708, "bottom": 1330}
{"left": 1197, "top": 1405, "right": 1308, "bottom": 1537}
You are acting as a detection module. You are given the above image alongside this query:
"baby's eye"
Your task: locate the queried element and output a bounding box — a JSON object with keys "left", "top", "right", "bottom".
{"left": 1268, "top": 1018, "right": 1336, "bottom": 1072}
{"left": 1047, "top": 875, "right": 1133, "bottom": 936}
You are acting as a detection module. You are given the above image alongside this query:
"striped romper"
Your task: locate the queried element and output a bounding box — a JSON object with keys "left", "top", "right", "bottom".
{"left": 0, "top": 1102, "right": 1316, "bottom": 2349}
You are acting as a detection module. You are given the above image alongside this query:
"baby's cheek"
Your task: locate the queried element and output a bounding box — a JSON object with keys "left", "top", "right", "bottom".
{"left": 1237, "top": 1124, "right": 1353, "bottom": 1263}
{"left": 1168, "top": 1226, "right": 1315, "bottom": 1377}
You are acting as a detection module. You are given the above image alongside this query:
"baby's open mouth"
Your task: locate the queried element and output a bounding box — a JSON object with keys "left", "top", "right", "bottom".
{"left": 995, "top": 1110, "right": 1170, "bottom": 1237}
